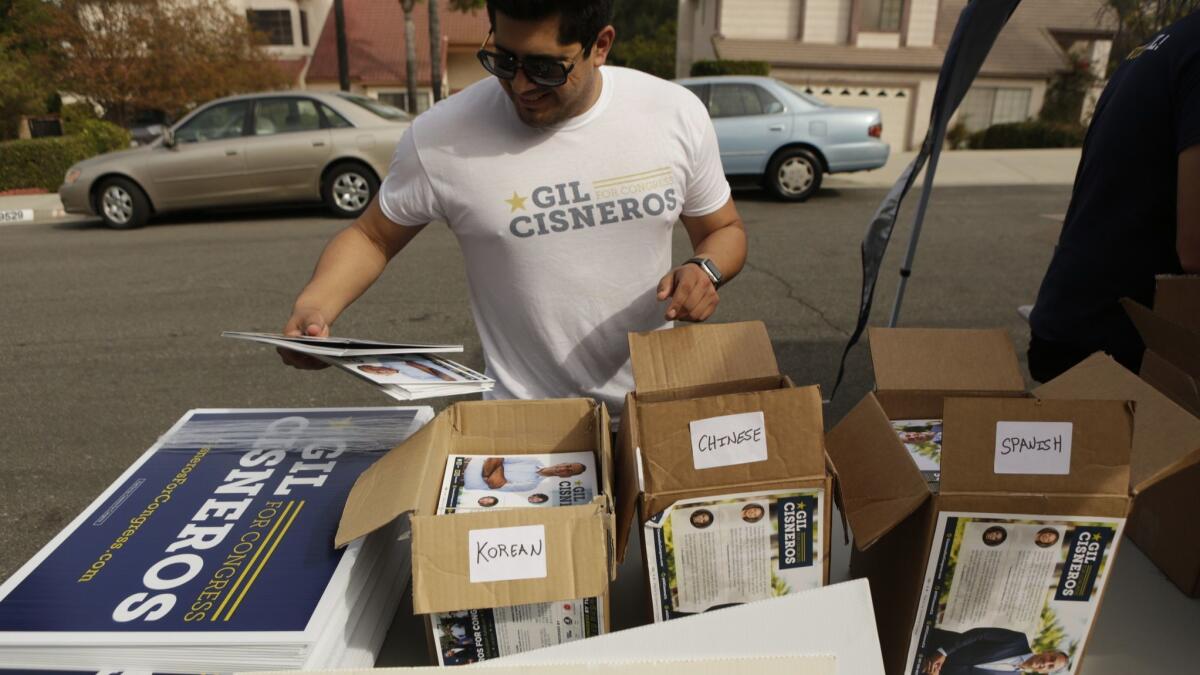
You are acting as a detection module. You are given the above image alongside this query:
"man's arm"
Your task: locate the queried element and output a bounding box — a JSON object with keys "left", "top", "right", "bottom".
{"left": 656, "top": 197, "right": 747, "bottom": 321}
{"left": 278, "top": 198, "right": 426, "bottom": 368}
{"left": 1178, "top": 144, "right": 1200, "bottom": 273}
{"left": 484, "top": 463, "right": 507, "bottom": 489}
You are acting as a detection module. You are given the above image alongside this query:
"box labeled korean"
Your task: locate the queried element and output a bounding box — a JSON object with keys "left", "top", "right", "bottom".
{"left": 334, "top": 398, "right": 615, "bottom": 666}
{"left": 856, "top": 327, "right": 1027, "bottom": 490}
{"left": 828, "top": 394, "right": 1134, "bottom": 675}
{"left": 1036, "top": 352, "right": 1200, "bottom": 597}
{"left": 615, "top": 321, "right": 832, "bottom": 622}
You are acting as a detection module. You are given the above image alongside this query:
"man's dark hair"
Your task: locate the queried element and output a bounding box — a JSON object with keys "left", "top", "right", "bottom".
{"left": 486, "top": 1, "right": 614, "bottom": 51}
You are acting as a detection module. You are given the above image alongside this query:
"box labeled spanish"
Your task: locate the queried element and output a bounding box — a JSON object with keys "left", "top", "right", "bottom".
{"left": 334, "top": 398, "right": 615, "bottom": 666}
{"left": 1035, "top": 352, "right": 1200, "bottom": 597}
{"left": 828, "top": 393, "right": 1134, "bottom": 675}
{"left": 856, "top": 327, "right": 1028, "bottom": 491}
{"left": 615, "top": 321, "right": 831, "bottom": 622}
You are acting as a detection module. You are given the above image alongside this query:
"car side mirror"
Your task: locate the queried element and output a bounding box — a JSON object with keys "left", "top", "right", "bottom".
{"left": 162, "top": 128, "right": 176, "bottom": 148}
{"left": 766, "top": 101, "right": 785, "bottom": 114}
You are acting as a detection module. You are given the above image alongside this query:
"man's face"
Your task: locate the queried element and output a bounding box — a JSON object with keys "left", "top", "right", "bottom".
{"left": 491, "top": 11, "right": 613, "bottom": 128}
{"left": 541, "top": 462, "right": 585, "bottom": 477}
{"left": 1024, "top": 652, "right": 1068, "bottom": 673}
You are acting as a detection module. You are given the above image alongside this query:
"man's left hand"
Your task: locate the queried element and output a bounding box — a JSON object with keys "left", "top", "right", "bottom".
{"left": 657, "top": 263, "right": 719, "bottom": 322}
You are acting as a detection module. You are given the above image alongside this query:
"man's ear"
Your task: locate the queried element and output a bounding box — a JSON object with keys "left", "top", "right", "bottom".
{"left": 591, "top": 25, "right": 615, "bottom": 65}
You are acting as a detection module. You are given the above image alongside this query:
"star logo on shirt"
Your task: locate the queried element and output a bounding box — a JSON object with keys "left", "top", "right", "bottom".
{"left": 504, "top": 191, "right": 528, "bottom": 212}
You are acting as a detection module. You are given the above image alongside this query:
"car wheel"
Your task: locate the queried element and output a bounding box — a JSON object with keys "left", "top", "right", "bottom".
{"left": 766, "top": 148, "right": 823, "bottom": 202}
{"left": 323, "top": 162, "right": 379, "bottom": 218}
{"left": 95, "top": 177, "right": 150, "bottom": 229}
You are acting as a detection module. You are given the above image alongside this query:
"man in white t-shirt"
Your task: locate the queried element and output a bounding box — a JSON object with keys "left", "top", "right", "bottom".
{"left": 278, "top": 0, "right": 746, "bottom": 417}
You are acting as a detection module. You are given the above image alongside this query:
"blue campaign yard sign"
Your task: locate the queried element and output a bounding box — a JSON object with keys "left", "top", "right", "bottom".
{"left": 0, "top": 408, "right": 419, "bottom": 634}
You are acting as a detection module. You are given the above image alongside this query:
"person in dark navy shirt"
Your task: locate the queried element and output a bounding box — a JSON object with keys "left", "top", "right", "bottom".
{"left": 1029, "top": 12, "right": 1200, "bottom": 382}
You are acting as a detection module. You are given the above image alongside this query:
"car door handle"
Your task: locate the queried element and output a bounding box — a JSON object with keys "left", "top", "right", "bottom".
{"left": 225, "top": 149, "right": 238, "bottom": 156}
{"left": 312, "top": 140, "right": 326, "bottom": 147}
{"left": 768, "top": 125, "right": 785, "bottom": 131}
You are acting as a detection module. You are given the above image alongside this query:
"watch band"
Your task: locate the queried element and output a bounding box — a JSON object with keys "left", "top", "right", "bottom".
{"left": 685, "top": 257, "right": 723, "bottom": 288}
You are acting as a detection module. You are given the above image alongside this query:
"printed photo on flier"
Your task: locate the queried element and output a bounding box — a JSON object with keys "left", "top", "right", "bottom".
{"left": 907, "top": 513, "right": 1124, "bottom": 675}
{"left": 436, "top": 451, "right": 598, "bottom": 514}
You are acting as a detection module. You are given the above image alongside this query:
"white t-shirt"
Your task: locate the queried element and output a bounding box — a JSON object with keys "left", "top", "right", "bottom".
{"left": 379, "top": 66, "right": 731, "bottom": 415}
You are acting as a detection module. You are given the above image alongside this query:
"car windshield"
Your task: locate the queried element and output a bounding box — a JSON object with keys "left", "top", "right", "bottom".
{"left": 780, "top": 82, "right": 829, "bottom": 108}
{"left": 336, "top": 93, "right": 412, "bottom": 122}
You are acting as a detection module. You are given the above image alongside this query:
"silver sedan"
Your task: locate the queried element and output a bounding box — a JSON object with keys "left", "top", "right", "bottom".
{"left": 59, "top": 91, "right": 411, "bottom": 229}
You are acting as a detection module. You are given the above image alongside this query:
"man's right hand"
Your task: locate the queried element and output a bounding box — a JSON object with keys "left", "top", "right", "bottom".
{"left": 278, "top": 308, "right": 332, "bottom": 370}
{"left": 923, "top": 653, "right": 945, "bottom": 674}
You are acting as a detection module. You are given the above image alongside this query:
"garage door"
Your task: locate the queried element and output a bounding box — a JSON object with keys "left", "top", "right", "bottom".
{"left": 790, "top": 83, "right": 914, "bottom": 152}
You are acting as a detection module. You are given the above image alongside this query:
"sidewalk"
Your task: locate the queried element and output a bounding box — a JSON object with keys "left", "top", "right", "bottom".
{"left": 824, "top": 148, "right": 1081, "bottom": 189}
{"left": 0, "top": 192, "right": 70, "bottom": 227}
{"left": 0, "top": 148, "right": 1083, "bottom": 226}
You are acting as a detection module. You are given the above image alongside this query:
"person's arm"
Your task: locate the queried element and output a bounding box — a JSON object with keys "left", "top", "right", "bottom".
{"left": 1178, "top": 144, "right": 1200, "bottom": 272}
{"left": 278, "top": 198, "right": 426, "bottom": 368}
{"left": 482, "top": 457, "right": 503, "bottom": 478}
{"left": 657, "top": 198, "right": 747, "bottom": 321}
{"left": 485, "top": 464, "right": 508, "bottom": 489}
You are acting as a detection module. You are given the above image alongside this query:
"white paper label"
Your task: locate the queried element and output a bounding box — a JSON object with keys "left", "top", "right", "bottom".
{"left": 994, "top": 421, "right": 1073, "bottom": 475}
{"left": 689, "top": 411, "right": 768, "bottom": 470}
{"left": 0, "top": 209, "right": 33, "bottom": 224}
{"left": 468, "top": 525, "right": 547, "bottom": 583}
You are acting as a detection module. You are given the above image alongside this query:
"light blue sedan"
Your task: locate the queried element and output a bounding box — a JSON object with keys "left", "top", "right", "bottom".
{"left": 677, "top": 75, "right": 890, "bottom": 201}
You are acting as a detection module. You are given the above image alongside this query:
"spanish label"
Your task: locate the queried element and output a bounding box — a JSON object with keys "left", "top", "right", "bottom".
{"left": 468, "top": 525, "right": 547, "bottom": 583}
{"left": 689, "top": 411, "right": 768, "bottom": 470}
{"left": 994, "top": 421, "right": 1072, "bottom": 475}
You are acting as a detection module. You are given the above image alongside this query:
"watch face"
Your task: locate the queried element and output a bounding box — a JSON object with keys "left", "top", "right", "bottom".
{"left": 701, "top": 258, "right": 722, "bottom": 283}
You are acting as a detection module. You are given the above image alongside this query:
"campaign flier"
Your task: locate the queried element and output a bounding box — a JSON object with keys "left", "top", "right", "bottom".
{"left": 340, "top": 354, "right": 489, "bottom": 386}
{"left": 892, "top": 419, "right": 942, "bottom": 486}
{"left": 436, "top": 451, "right": 598, "bottom": 514}
{"left": 0, "top": 407, "right": 432, "bottom": 671}
{"left": 644, "top": 488, "right": 824, "bottom": 622}
{"left": 431, "top": 597, "right": 603, "bottom": 666}
{"left": 906, "top": 513, "right": 1125, "bottom": 675}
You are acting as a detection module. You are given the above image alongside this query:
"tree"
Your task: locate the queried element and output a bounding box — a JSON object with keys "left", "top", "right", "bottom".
{"left": 399, "top": 0, "right": 419, "bottom": 114}
{"left": 607, "top": 0, "right": 676, "bottom": 79}
{"left": 45, "top": 0, "right": 290, "bottom": 126}
{"left": 428, "top": 0, "right": 443, "bottom": 102}
{"left": 1105, "top": 0, "right": 1200, "bottom": 71}
{"left": 0, "top": 0, "right": 66, "bottom": 139}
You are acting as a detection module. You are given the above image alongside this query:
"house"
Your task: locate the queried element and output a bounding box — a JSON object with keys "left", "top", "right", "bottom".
{"left": 677, "top": 0, "right": 1116, "bottom": 150}
{"left": 227, "top": 0, "right": 333, "bottom": 86}
{"left": 304, "top": 0, "right": 492, "bottom": 111}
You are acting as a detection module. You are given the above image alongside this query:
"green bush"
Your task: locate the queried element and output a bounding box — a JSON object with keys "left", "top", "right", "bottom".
{"left": 60, "top": 101, "right": 100, "bottom": 133}
{"left": 73, "top": 118, "right": 132, "bottom": 155}
{"left": 968, "top": 120, "right": 1085, "bottom": 149}
{"left": 0, "top": 134, "right": 94, "bottom": 191}
{"left": 689, "top": 59, "right": 770, "bottom": 77}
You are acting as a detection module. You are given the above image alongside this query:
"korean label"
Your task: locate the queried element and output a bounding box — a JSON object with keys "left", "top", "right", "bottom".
{"left": 468, "top": 525, "right": 548, "bottom": 583}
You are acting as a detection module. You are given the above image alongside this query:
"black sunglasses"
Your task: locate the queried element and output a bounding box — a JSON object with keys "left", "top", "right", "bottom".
{"left": 476, "top": 30, "right": 591, "bottom": 87}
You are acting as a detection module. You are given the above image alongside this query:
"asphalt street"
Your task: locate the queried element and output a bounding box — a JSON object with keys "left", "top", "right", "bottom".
{"left": 3, "top": 185, "right": 1195, "bottom": 671}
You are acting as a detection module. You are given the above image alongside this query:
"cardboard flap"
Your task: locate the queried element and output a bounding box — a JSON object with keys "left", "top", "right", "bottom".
{"left": 1140, "top": 350, "right": 1200, "bottom": 417}
{"left": 615, "top": 392, "right": 641, "bottom": 563}
{"left": 410, "top": 503, "right": 610, "bottom": 614}
{"left": 1034, "top": 353, "right": 1200, "bottom": 494}
{"left": 825, "top": 393, "right": 930, "bottom": 549}
{"left": 335, "top": 414, "right": 445, "bottom": 548}
{"left": 940, "top": 397, "right": 1133, "bottom": 497}
{"left": 637, "top": 386, "right": 826, "bottom": 495}
{"left": 1153, "top": 275, "right": 1200, "bottom": 333}
{"left": 868, "top": 327, "right": 1025, "bottom": 394}
{"left": 629, "top": 321, "right": 779, "bottom": 394}
{"left": 451, "top": 398, "right": 599, "bottom": 453}
{"left": 1123, "top": 298, "right": 1200, "bottom": 379}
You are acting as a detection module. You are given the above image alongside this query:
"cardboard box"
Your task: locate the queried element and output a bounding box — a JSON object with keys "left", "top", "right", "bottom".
{"left": 829, "top": 392, "right": 1135, "bottom": 675}
{"left": 334, "top": 398, "right": 615, "bottom": 663}
{"left": 848, "top": 327, "right": 1028, "bottom": 488}
{"left": 1121, "top": 275, "right": 1200, "bottom": 417}
{"left": 615, "top": 321, "right": 832, "bottom": 622}
{"left": 826, "top": 328, "right": 1140, "bottom": 674}
{"left": 1035, "top": 353, "right": 1200, "bottom": 597}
